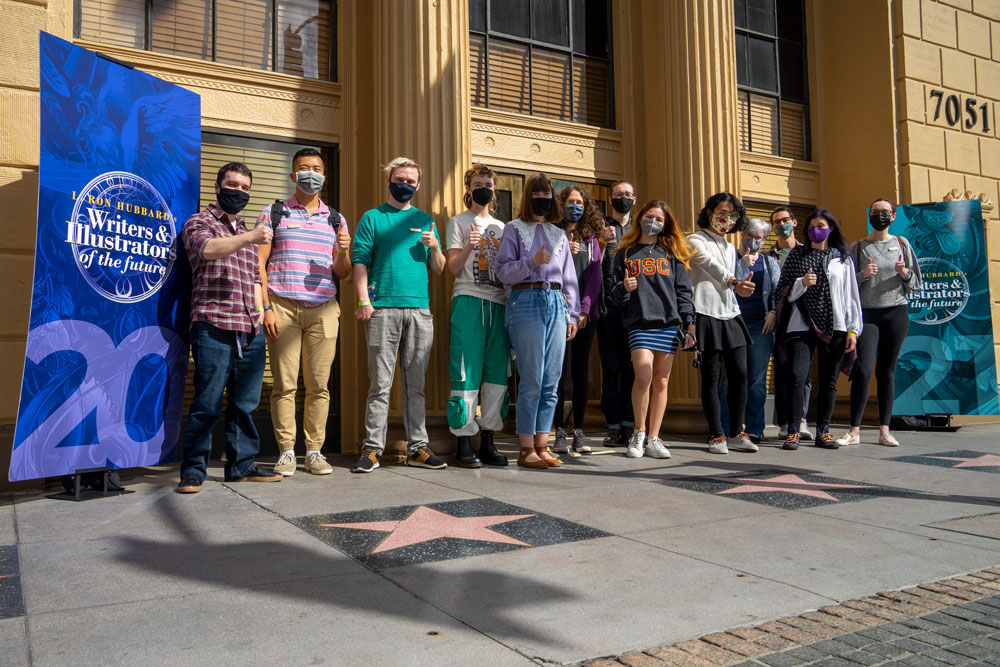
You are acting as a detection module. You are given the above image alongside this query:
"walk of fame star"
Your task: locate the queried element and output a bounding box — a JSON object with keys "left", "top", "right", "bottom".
{"left": 662, "top": 469, "right": 910, "bottom": 509}
{"left": 294, "top": 498, "right": 610, "bottom": 569}
{"left": 891, "top": 450, "right": 1000, "bottom": 474}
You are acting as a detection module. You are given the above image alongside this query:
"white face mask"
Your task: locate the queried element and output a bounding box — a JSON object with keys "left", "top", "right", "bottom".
{"left": 296, "top": 171, "right": 325, "bottom": 195}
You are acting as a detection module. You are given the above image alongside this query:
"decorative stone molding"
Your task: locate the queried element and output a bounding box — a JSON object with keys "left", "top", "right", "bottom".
{"left": 942, "top": 188, "right": 995, "bottom": 217}
{"left": 471, "top": 108, "right": 622, "bottom": 180}
{"left": 739, "top": 151, "right": 820, "bottom": 205}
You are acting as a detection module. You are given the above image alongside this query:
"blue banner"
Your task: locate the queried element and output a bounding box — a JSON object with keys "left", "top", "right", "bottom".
{"left": 11, "top": 32, "right": 201, "bottom": 481}
{"left": 887, "top": 200, "right": 999, "bottom": 416}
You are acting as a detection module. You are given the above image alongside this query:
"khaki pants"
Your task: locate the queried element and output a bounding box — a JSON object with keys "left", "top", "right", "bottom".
{"left": 267, "top": 294, "right": 341, "bottom": 451}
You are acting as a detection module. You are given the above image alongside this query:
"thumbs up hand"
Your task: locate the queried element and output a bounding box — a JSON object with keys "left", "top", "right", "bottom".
{"left": 336, "top": 217, "right": 351, "bottom": 253}
{"left": 422, "top": 221, "right": 440, "bottom": 250}
{"left": 734, "top": 279, "right": 756, "bottom": 297}
{"left": 568, "top": 231, "right": 581, "bottom": 255}
{"left": 624, "top": 262, "right": 638, "bottom": 292}
{"left": 862, "top": 255, "right": 878, "bottom": 278}
{"left": 533, "top": 242, "right": 552, "bottom": 266}
{"left": 467, "top": 222, "right": 481, "bottom": 249}
{"left": 894, "top": 251, "right": 909, "bottom": 277}
{"left": 803, "top": 267, "right": 818, "bottom": 287}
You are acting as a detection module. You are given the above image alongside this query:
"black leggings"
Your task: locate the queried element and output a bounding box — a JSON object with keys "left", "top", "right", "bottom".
{"left": 554, "top": 322, "right": 598, "bottom": 430}
{"left": 786, "top": 330, "right": 846, "bottom": 435}
{"left": 850, "top": 305, "right": 909, "bottom": 427}
{"left": 700, "top": 346, "right": 748, "bottom": 438}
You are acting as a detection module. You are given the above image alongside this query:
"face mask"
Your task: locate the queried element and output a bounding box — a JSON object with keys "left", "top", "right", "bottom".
{"left": 775, "top": 222, "right": 795, "bottom": 239}
{"left": 389, "top": 181, "right": 417, "bottom": 203}
{"left": 710, "top": 213, "right": 738, "bottom": 235}
{"left": 869, "top": 210, "right": 892, "bottom": 231}
{"left": 471, "top": 187, "right": 493, "bottom": 206}
{"left": 564, "top": 203, "right": 584, "bottom": 222}
{"left": 640, "top": 218, "right": 663, "bottom": 236}
{"left": 295, "top": 171, "right": 325, "bottom": 195}
{"left": 743, "top": 238, "right": 763, "bottom": 253}
{"left": 611, "top": 197, "right": 634, "bottom": 214}
{"left": 531, "top": 196, "right": 553, "bottom": 216}
{"left": 217, "top": 187, "right": 250, "bottom": 215}
{"left": 808, "top": 226, "right": 832, "bottom": 244}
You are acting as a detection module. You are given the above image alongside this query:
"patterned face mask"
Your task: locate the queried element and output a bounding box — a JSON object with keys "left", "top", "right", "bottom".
{"left": 711, "top": 212, "right": 739, "bottom": 234}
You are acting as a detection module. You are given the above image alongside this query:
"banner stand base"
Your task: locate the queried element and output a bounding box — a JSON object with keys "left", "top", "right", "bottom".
{"left": 47, "top": 467, "right": 135, "bottom": 502}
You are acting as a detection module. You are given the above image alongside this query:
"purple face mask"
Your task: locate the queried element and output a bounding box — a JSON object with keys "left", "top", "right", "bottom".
{"left": 808, "top": 226, "right": 831, "bottom": 244}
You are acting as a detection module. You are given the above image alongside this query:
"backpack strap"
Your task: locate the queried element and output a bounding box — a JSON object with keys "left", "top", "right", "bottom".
{"left": 270, "top": 200, "right": 284, "bottom": 228}
{"left": 327, "top": 207, "right": 341, "bottom": 228}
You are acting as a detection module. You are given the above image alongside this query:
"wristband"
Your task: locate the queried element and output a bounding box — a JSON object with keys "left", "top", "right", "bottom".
{"left": 847, "top": 331, "right": 858, "bottom": 337}
{"left": 358, "top": 300, "right": 371, "bottom": 307}
{"left": 256, "top": 306, "right": 264, "bottom": 312}
{"left": 263, "top": 305, "right": 272, "bottom": 311}
{"left": 337, "top": 249, "right": 349, "bottom": 255}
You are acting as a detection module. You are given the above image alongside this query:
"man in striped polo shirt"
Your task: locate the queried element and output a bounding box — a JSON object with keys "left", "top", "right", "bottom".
{"left": 257, "top": 148, "right": 352, "bottom": 476}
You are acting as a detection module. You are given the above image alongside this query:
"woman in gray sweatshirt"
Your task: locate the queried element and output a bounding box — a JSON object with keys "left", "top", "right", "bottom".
{"left": 837, "top": 198, "right": 921, "bottom": 447}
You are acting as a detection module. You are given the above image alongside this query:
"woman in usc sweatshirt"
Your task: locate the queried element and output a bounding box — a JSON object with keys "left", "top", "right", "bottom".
{"left": 609, "top": 200, "right": 696, "bottom": 460}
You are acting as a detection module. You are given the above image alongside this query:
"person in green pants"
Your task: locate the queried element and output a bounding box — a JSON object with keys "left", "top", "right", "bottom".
{"left": 445, "top": 164, "right": 511, "bottom": 467}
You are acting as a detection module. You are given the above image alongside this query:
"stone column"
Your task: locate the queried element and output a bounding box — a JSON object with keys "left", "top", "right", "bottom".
{"left": 339, "top": 0, "right": 471, "bottom": 456}
{"left": 622, "top": 0, "right": 742, "bottom": 227}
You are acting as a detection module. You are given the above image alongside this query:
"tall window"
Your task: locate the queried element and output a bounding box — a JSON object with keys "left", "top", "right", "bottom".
{"left": 735, "top": 0, "right": 808, "bottom": 160}
{"left": 75, "top": 0, "right": 336, "bottom": 81}
{"left": 469, "top": 0, "right": 614, "bottom": 128}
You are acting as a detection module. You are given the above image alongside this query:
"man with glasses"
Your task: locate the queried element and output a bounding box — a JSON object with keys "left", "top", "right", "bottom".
{"left": 768, "top": 206, "right": 812, "bottom": 440}
{"left": 597, "top": 181, "right": 637, "bottom": 445}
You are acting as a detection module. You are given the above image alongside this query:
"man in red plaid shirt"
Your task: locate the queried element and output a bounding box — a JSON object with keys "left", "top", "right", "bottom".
{"left": 176, "top": 162, "right": 283, "bottom": 493}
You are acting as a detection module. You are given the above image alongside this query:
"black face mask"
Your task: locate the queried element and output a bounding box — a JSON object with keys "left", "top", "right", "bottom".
{"left": 217, "top": 187, "right": 250, "bottom": 215}
{"left": 611, "top": 197, "right": 634, "bottom": 214}
{"left": 531, "top": 197, "right": 553, "bottom": 216}
{"left": 389, "top": 181, "right": 417, "bottom": 203}
{"left": 471, "top": 187, "right": 493, "bottom": 206}
{"left": 869, "top": 211, "right": 892, "bottom": 231}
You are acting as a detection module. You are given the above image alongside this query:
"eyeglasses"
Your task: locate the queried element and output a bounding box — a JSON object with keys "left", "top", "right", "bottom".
{"left": 613, "top": 193, "right": 635, "bottom": 200}
{"left": 773, "top": 216, "right": 794, "bottom": 224}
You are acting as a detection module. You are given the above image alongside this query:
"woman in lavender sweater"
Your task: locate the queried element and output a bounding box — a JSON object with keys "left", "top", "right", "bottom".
{"left": 495, "top": 173, "right": 580, "bottom": 469}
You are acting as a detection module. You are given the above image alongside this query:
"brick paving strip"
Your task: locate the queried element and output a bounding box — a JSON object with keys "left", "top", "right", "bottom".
{"left": 579, "top": 567, "right": 1000, "bottom": 666}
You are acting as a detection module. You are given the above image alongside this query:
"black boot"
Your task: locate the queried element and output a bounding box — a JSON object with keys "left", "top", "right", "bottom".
{"left": 456, "top": 436, "right": 482, "bottom": 468}
{"left": 477, "top": 430, "right": 508, "bottom": 466}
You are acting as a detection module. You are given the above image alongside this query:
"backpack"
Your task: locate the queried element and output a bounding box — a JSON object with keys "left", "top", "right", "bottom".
{"left": 270, "top": 199, "right": 340, "bottom": 230}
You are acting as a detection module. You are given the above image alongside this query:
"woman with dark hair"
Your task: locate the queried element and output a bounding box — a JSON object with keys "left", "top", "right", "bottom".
{"left": 495, "top": 173, "right": 580, "bottom": 469}
{"left": 610, "top": 200, "right": 696, "bottom": 459}
{"left": 552, "top": 186, "right": 603, "bottom": 454}
{"left": 837, "top": 198, "right": 921, "bottom": 447}
{"left": 775, "top": 208, "right": 863, "bottom": 450}
{"left": 687, "top": 192, "right": 758, "bottom": 455}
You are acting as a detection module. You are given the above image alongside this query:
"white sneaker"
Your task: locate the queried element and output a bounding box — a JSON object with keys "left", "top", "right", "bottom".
{"left": 552, "top": 428, "right": 570, "bottom": 453}
{"left": 799, "top": 420, "right": 813, "bottom": 439}
{"left": 879, "top": 432, "right": 900, "bottom": 447}
{"left": 626, "top": 430, "right": 646, "bottom": 458}
{"left": 835, "top": 432, "right": 860, "bottom": 446}
{"left": 274, "top": 450, "right": 297, "bottom": 476}
{"left": 645, "top": 436, "right": 671, "bottom": 459}
{"left": 728, "top": 432, "right": 758, "bottom": 453}
{"left": 708, "top": 436, "right": 729, "bottom": 455}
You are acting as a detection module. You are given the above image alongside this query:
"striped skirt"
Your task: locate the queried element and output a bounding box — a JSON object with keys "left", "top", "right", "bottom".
{"left": 628, "top": 327, "right": 681, "bottom": 354}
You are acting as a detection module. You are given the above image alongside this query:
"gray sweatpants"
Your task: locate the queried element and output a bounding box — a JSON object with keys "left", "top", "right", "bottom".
{"left": 363, "top": 307, "right": 434, "bottom": 453}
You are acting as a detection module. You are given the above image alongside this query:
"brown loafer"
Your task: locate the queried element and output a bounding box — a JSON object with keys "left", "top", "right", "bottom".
{"left": 535, "top": 446, "right": 562, "bottom": 467}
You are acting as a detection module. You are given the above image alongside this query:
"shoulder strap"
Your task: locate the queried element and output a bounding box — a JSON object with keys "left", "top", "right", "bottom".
{"left": 327, "top": 207, "right": 340, "bottom": 228}
{"left": 270, "top": 200, "right": 284, "bottom": 226}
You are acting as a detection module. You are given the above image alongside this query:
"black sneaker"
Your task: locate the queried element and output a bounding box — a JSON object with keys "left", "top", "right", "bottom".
{"left": 815, "top": 432, "right": 839, "bottom": 449}
{"left": 351, "top": 447, "right": 381, "bottom": 473}
{"left": 407, "top": 446, "right": 448, "bottom": 469}
{"left": 603, "top": 428, "right": 623, "bottom": 446}
{"left": 176, "top": 474, "right": 203, "bottom": 494}
{"left": 226, "top": 464, "right": 282, "bottom": 483}
{"left": 748, "top": 434, "right": 761, "bottom": 445}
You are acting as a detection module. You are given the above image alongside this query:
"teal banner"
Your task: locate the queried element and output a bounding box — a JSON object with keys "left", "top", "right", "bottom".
{"left": 888, "top": 200, "right": 998, "bottom": 416}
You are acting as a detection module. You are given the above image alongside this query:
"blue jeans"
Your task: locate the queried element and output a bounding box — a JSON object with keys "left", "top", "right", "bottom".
{"left": 180, "top": 322, "right": 266, "bottom": 482}
{"left": 720, "top": 319, "right": 773, "bottom": 437}
{"left": 506, "top": 288, "right": 567, "bottom": 436}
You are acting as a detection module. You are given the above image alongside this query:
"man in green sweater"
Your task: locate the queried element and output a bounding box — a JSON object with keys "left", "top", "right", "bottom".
{"left": 351, "top": 157, "right": 447, "bottom": 473}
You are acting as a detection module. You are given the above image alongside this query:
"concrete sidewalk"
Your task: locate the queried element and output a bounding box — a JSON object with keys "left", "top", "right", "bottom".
{"left": 1, "top": 423, "right": 998, "bottom": 665}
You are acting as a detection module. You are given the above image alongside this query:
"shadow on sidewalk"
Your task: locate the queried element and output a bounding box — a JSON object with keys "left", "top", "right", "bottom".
{"left": 110, "top": 495, "right": 580, "bottom": 644}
